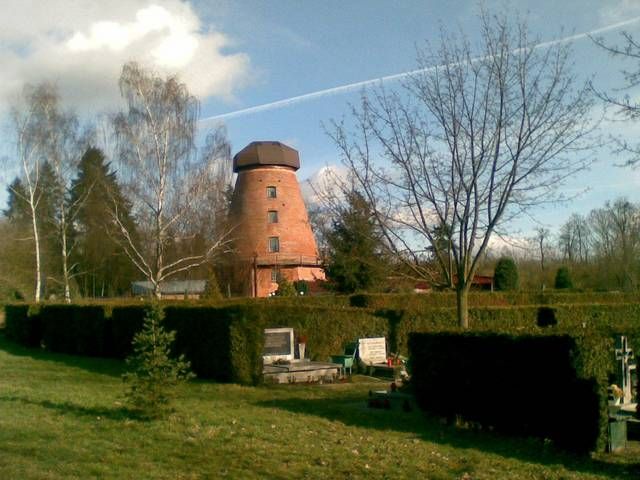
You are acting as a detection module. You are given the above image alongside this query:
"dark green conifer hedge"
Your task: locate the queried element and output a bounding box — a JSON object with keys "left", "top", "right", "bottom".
{"left": 4, "top": 304, "right": 40, "bottom": 347}
{"left": 409, "top": 332, "right": 609, "bottom": 453}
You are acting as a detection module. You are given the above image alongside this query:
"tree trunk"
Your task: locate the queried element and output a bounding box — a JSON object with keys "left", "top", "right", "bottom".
{"left": 456, "top": 283, "right": 470, "bottom": 329}
{"left": 30, "top": 202, "right": 42, "bottom": 303}
{"left": 60, "top": 211, "right": 71, "bottom": 303}
{"left": 539, "top": 237, "right": 546, "bottom": 292}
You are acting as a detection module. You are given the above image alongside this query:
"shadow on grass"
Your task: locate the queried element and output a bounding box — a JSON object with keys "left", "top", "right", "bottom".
{"left": 255, "top": 391, "right": 640, "bottom": 480}
{"left": 0, "top": 333, "right": 125, "bottom": 378}
{"left": 0, "top": 394, "right": 146, "bottom": 422}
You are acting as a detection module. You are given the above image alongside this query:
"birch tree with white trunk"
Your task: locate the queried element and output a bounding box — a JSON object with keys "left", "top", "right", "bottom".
{"left": 112, "top": 62, "right": 233, "bottom": 299}
{"left": 6, "top": 84, "right": 59, "bottom": 302}
{"left": 41, "top": 92, "right": 94, "bottom": 303}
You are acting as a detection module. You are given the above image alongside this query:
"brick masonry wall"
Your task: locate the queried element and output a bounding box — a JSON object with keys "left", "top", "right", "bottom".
{"left": 229, "top": 165, "right": 325, "bottom": 296}
{"left": 255, "top": 266, "right": 326, "bottom": 297}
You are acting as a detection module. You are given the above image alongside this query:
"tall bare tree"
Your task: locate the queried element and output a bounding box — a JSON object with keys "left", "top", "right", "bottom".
{"left": 112, "top": 62, "right": 232, "bottom": 298}
{"left": 5, "top": 84, "right": 61, "bottom": 302}
{"left": 40, "top": 90, "right": 94, "bottom": 302}
{"left": 558, "top": 213, "right": 591, "bottom": 263}
{"left": 589, "top": 198, "right": 640, "bottom": 290}
{"left": 191, "top": 126, "right": 234, "bottom": 244}
{"left": 328, "top": 11, "right": 596, "bottom": 327}
{"left": 591, "top": 32, "right": 640, "bottom": 166}
{"left": 534, "top": 227, "right": 551, "bottom": 292}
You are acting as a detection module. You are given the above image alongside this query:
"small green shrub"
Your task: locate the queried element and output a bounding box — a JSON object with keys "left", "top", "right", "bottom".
{"left": 293, "top": 280, "right": 309, "bottom": 295}
{"left": 123, "top": 304, "right": 194, "bottom": 418}
{"left": 275, "top": 277, "right": 297, "bottom": 296}
{"left": 555, "top": 266, "right": 573, "bottom": 289}
{"left": 202, "top": 270, "right": 223, "bottom": 301}
{"left": 494, "top": 257, "right": 519, "bottom": 290}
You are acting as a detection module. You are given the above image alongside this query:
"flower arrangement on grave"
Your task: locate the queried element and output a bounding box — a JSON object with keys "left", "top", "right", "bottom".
{"left": 610, "top": 384, "right": 624, "bottom": 404}
{"left": 297, "top": 334, "right": 308, "bottom": 345}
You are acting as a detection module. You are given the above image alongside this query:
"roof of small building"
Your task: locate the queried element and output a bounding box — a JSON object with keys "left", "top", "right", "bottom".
{"left": 472, "top": 275, "right": 494, "bottom": 285}
{"left": 131, "top": 280, "right": 207, "bottom": 295}
{"left": 233, "top": 141, "right": 300, "bottom": 172}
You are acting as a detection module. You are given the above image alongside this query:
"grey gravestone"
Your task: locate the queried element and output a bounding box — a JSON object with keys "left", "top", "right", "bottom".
{"left": 263, "top": 328, "right": 294, "bottom": 363}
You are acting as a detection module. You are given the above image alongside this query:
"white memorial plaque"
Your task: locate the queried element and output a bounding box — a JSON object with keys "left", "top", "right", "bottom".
{"left": 358, "top": 337, "right": 387, "bottom": 365}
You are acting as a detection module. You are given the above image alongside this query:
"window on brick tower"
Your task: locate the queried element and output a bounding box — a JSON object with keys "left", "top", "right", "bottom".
{"left": 268, "top": 236, "right": 280, "bottom": 253}
{"left": 266, "top": 186, "right": 277, "bottom": 198}
{"left": 268, "top": 210, "right": 278, "bottom": 223}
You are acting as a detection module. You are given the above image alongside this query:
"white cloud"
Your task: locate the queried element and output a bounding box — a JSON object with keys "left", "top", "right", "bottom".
{"left": 0, "top": 1, "right": 251, "bottom": 112}
{"left": 302, "top": 164, "right": 350, "bottom": 205}
{"left": 600, "top": 0, "right": 640, "bottom": 24}
{"left": 486, "top": 234, "right": 532, "bottom": 258}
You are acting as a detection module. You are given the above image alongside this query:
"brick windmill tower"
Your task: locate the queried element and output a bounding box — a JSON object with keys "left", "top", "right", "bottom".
{"left": 228, "top": 141, "right": 325, "bottom": 297}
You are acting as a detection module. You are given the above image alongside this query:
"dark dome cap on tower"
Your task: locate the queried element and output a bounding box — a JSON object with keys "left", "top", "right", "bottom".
{"left": 233, "top": 141, "right": 300, "bottom": 172}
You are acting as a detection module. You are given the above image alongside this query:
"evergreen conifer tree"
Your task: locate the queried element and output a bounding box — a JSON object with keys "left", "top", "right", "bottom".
{"left": 326, "top": 191, "right": 385, "bottom": 293}
{"left": 4, "top": 178, "right": 30, "bottom": 223}
{"left": 555, "top": 266, "right": 574, "bottom": 289}
{"left": 494, "top": 257, "right": 519, "bottom": 290}
{"left": 69, "top": 147, "right": 138, "bottom": 296}
{"left": 202, "top": 265, "right": 223, "bottom": 300}
{"left": 122, "top": 304, "right": 194, "bottom": 418}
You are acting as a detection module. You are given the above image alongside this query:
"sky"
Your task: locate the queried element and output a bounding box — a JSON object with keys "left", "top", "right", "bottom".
{"left": 2, "top": 0, "right": 640, "bottom": 245}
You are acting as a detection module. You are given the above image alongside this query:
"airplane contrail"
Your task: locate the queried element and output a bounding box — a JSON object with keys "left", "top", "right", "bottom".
{"left": 200, "top": 16, "right": 640, "bottom": 125}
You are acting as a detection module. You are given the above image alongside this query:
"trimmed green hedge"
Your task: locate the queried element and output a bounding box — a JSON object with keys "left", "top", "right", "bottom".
{"left": 4, "top": 304, "right": 40, "bottom": 347}
{"left": 3, "top": 303, "right": 384, "bottom": 384}
{"left": 3, "top": 300, "right": 639, "bottom": 395}
{"left": 409, "top": 332, "right": 610, "bottom": 453}
{"left": 395, "top": 303, "right": 640, "bottom": 357}
{"left": 40, "top": 305, "right": 108, "bottom": 356}
{"left": 351, "top": 291, "right": 640, "bottom": 309}
{"left": 111, "top": 305, "right": 147, "bottom": 358}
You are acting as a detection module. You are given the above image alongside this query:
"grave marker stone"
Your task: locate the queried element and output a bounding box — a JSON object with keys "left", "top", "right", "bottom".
{"left": 615, "top": 335, "right": 637, "bottom": 404}
{"left": 263, "top": 328, "right": 294, "bottom": 364}
{"left": 358, "top": 337, "right": 387, "bottom": 365}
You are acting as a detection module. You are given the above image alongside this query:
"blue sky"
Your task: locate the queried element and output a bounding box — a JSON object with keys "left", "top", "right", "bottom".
{"left": 2, "top": 0, "right": 640, "bottom": 240}
{"left": 197, "top": 0, "right": 640, "bottom": 237}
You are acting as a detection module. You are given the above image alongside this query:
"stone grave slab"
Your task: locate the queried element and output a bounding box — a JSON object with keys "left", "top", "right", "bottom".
{"left": 262, "top": 327, "right": 341, "bottom": 383}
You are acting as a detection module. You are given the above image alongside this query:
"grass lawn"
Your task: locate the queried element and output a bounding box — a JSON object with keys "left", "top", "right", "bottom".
{"left": 0, "top": 334, "right": 638, "bottom": 479}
